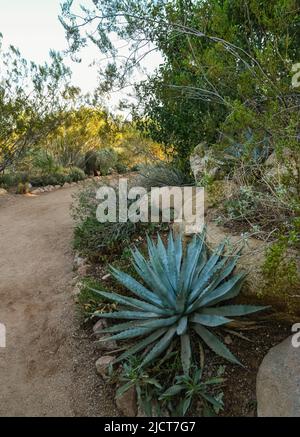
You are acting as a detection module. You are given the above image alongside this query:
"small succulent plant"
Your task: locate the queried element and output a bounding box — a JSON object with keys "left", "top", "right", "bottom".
{"left": 92, "top": 229, "right": 267, "bottom": 371}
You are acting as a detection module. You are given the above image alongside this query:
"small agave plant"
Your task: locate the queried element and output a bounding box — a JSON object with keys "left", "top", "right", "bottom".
{"left": 92, "top": 229, "right": 267, "bottom": 372}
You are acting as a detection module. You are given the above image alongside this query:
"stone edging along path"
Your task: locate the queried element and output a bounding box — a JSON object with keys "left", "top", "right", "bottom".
{"left": 30, "top": 175, "right": 103, "bottom": 195}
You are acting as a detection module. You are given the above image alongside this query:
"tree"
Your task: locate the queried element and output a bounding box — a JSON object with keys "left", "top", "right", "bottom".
{"left": 0, "top": 35, "right": 79, "bottom": 172}
{"left": 60, "top": 0, "right": 300, "bottom": 172}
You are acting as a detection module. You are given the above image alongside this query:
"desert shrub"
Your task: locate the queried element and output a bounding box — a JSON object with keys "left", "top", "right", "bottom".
{"left": 97, "top": 148, "right": 118, "bottom": 176}
{"left": 29, "top": 166, "right": 85, "bottom": 187}
{"left": 32, "top": 150, "right": 62, "bottom": 174}
{"left": 0, "top": 171, "right": 29, "bottom": 188}
{"left": 218, "top": 179, "right": 298, "bottom": 237}
{"left": 113, "top": 359, "right": 224, "bottom": 417}
{"left": 71, "top": 180, "right": 156, "bottom": 260}
{"left": 261, "top": 221, "right": 300, "bottom": 313}
{"left": 137, "top": 162, "right": 192, "bottom": 192}
{"left": 67, "top": 166, "right": 86, "bottom": 182}
{"left": 115, "top": 161, "right": 128, "bottom": 174}
{"left": 16, "top": 182, "right": 31, "bottom": 195}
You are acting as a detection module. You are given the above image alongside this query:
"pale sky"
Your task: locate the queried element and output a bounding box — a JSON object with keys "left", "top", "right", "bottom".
{"left": 0, "top": 0, "right": 162, "bottom": 112}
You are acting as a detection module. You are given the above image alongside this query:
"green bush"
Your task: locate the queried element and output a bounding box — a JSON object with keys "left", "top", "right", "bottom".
{"left": 261, "top": 221, "right": 300, "bottom": 313}
{"left": 67, "top": 166, "right": 86, "bottom": 182}
{"left": 76, "top": 277, "right": 116, "bottom": 318}
{"left": 0, "top": 171, "right": 29, "bottom": 188}
{"left": 97, "top": 148, "right": 118, "bottom": 176}
{"left": 71, "top": 180, "right": 156, "bottom": 260}
{"left": 114, "top": 360, "right": 224, "bottom": 417}
{"left": 115, "top": 161, "right": 128, "bottom": 174}
{"left": 16, "top": 182, "right": 31, "bottom": 194}
{"left": 30, "top": 166, "right": 86, "bottom": 187}
{"left": 138, "top": 162, "right": 192, "bottom": 191}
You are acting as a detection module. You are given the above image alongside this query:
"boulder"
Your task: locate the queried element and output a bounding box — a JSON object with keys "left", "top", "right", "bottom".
{"left": 74, "top": 254, "right": 85, "bottom": 268}
{"left": 0, "top": 188, "right": 8, "bottom": 195}
{"left": 95, "top": 355, "right": 115, "bottom": 379}
{"left": 116, "top": 386, "right": 137, "bottom": 417}
{"left": 265, "top": 148, "right": 298, "bottom": 180}
{"left": 190, "top": 142, "right": 223, "bottom": 183}
{"left": 256, "top": 336, "right": 300, "bottom": 417}
{"left": 31, "top": 188, "right": 41, "bottom": 195}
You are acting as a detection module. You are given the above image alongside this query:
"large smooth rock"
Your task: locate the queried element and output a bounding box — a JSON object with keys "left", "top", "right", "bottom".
{"left": 0, "top": 188, "right": 8, "bottom": 195}
{"left": 95, "top": 355, "right": 115, "bottom": 379}
{"left": 256, "top": 336, "right": 300, "bottom": 417}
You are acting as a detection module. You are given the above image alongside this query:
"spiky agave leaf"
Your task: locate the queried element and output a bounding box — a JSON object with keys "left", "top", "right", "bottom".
{"left": 92, "top": 229, "right": 269, "bottom": 372}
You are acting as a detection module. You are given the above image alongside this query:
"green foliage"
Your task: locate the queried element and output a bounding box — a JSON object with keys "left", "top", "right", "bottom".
{"left": 0, "top": 171, "right": 28, "bottom": 188}
{"left": 15, "top": 182, "right": 31, "bottom": 195}
{"left": 60, "top": 0, "right": 300, "bottom": 172}
{"left": 220, "top": 184, "right": 298, "bottom": 235}
{"left": 76, "top": 277, "right": 116, "bottom": 318}
{"left": 96, "top": 148, "right": 118, "bottom": 176}
{"left": 29, "top": 166, "right": 85, "bottom": 187}
{"left": 32, "top": 150, "right": 62, "bottom": 174}
{"left": 112, "top": 358, "right": 224, "bottom": 417}
{"left": 0, "top": 36, "right": 78, "bottom": 171}
{"left": 261, "top": 222, "right": 300, "bottom": 312}
{"left": 116, "top": 357, "right": 163, "bottom": 413}
{"left": 71, "top": 180, "right": 155, "bottom": 260}
{"left": 159, "top": 366, "right": 225, "bottom": 416}
{"left": 138, "top": 162, "right": 192, "bottom": 191}
{"left": 92, "top": 229, "right": 268, "bottom": 370}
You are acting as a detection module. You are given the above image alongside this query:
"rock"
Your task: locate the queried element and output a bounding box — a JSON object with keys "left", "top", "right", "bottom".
{"left": 97, "top": 333, "right": 118, "bottom": 352}
{"left": 224, "top": 335, "right": 233, "bottom": 345}
{"left": 63, "top": 182, "right": 71, "bottom": 187}
{"left": 77, "top": 264, "right": 90, "bottom": 276}
{"left": 95, "top": 355, "right": 115, "bottom": 379}
{"left": 256, "top": 336, "right": 300, "bottom": 417}
{"left": 93, "top": 316, "right": 116, "bottom": 350}
{"left": 55, "top": 185, "right": 61, "bottom": 189}
{"left": 190, "top": 142, "right": 222, "bottom": 183}
{"left": 95, "top": 335, "right": 118, "bottom": 351}
{"left": 0, "top": 188, "right": 8, "bottom": 195}
{"left": 93, "top": 319, "right": 108, "bottom": 335}
{"left": 102, "top": 274, "right": 111, "bottom": 281}
{"left": 72, "top": 281, "right": 82, "bottom": 297}
{"left": 116, "top": 386, "right": 137, "bottom": 417}
{"left": 31, "top": 188, "right": 41, "bottom": 195}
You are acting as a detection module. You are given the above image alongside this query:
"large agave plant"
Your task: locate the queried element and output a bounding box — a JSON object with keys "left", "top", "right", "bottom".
{"left": 93, "top": 230, "right": 267, "bottom": 372}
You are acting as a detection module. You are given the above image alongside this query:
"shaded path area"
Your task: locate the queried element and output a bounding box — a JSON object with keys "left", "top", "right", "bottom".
{"left": 0, "top": 189, "right": 118, "bottom": 417}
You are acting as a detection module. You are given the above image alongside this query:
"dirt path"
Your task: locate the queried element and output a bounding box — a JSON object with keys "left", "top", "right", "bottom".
{"left": 0, "top": 188, "right": 118, "bottom": 417}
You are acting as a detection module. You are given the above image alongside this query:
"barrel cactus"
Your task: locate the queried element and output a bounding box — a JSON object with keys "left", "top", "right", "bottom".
{"left": 92, "top": 230, "right": 267, "bottom": 372}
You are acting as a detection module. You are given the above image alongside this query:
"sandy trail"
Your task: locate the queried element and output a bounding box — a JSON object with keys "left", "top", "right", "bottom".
{"left": 0, "top": 188, "right": 118, "bottom": 417}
